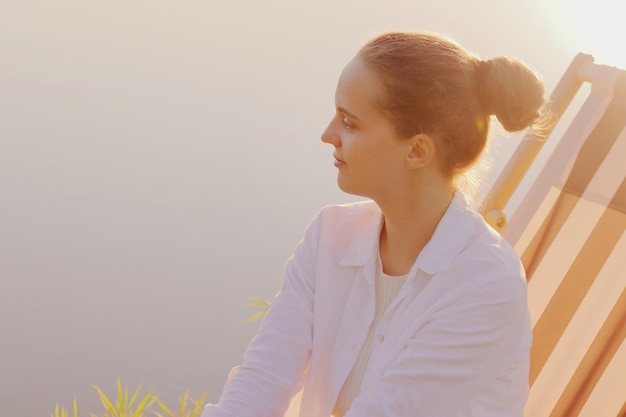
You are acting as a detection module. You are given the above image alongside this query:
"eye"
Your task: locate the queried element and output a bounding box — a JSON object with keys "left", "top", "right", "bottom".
{"left": 342, "top": 117, "right": 354, "bottom": 130}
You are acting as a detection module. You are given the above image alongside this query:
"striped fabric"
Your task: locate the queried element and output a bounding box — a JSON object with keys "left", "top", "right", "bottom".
{"left": 498, "top": 57, "right": 626, "bottom": 417}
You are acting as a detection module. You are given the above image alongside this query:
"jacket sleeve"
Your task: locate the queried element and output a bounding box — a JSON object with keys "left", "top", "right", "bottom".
{"left": 201, "top": 212, "right": 322, "bottom": 417}
{"left": 344, "top": 275, "right": 529, "bottom": 417}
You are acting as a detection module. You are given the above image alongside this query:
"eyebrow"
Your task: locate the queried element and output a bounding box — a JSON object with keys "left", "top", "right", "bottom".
{"left": 337, "top": 106, "right": 361, "bottom": 121}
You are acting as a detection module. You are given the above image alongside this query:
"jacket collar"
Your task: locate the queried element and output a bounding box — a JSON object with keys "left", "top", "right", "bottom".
{"left": 338, "top": 203, "right": 384, "bottom": 267}
{"left": 338, "top": 192, "right": 476, "bottom": 276}
{"left": 415, "top": 192, "right": 475, "bottom": 275}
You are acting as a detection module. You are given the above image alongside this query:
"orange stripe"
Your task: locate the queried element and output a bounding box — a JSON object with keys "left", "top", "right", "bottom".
{"left": 549, "top": 289, "right": 626, "bottom": 417}
{"left": 521, "top": 94, "right": 626, "bottom": 279}
{"left": 521, "top": 192, "right": 578, "bottom": 278}
{"left": 529, "top": 178, "right": 626, "bottom": 385}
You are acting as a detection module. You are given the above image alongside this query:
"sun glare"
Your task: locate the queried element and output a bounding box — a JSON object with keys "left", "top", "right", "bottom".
{"left": 561, "top": 0, "right": 626, "bottom": 69}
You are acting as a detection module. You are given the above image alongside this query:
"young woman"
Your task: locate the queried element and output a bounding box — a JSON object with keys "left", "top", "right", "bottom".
{"left": 202, "top": 31, "right": 546, "bottom": 417}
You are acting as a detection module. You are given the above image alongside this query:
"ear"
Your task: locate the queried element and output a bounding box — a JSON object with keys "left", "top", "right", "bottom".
{"left": 406, "top": 133, "right": 437, "bottom": 169}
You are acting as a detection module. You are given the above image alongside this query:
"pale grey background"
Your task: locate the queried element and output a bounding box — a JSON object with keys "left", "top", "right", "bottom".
{"left": 0, "top": 0, "right": 620, "bottom": 415}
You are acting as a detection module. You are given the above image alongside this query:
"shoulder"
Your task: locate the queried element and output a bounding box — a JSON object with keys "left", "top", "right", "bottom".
{"left": 449, "top": 209, "right": 527, "bottom": 296}
{"left": 427, "top": 209, "right": 529, "bottom": 322}
{"left": 469, "top": 210, "right": 525, "bottom": 278}
{"left": 427, "top": 192, "right": 526, "bottom": 291}
{"left": 299, "top": 200, "right": 381, "bottom": 263}
{"left": 426, "top": 193, "right": 525, "bottom": 285}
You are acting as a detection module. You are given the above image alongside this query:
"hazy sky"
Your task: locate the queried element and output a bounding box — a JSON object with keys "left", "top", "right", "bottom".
{"left": 1, "top": 0, "right": 623, "bottom": 415}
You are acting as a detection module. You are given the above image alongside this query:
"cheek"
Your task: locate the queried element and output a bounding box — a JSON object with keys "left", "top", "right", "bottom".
{"left": 345, "top": 140, "right": 371, "bottom": 168}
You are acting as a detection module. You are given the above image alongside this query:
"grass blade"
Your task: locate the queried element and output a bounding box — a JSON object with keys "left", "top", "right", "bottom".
{"left": 191, "top": 390, "right": 210, "bottom": 417}
{"left": 93, "top": 384, "right": 116, "bottom": 415}
{"left": 128, "top": 381, "right": 143, "bottom": 409}
{"left": 244, "top": 297, "right": 271, "bottom": 323}
{"left": 180, "top": 391, "right": 189, "bottom": 417}
{"left": 131, "top": 390, "right": 157, "bottom": 417}
{"left": 116, "top": 377, "right": 123, "bottom": 415}
{"left": 155, "top": 398, "right": 174, "bottom": 417}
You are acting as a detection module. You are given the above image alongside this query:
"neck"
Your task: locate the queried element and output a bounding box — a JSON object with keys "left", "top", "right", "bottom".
{"left": 376, "top": 179, "right": 455, "bottom": 276}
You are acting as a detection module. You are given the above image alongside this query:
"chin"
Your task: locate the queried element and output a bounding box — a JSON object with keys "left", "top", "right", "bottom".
{"left": 337, "top": 179, "right": 369, "bottom": 199}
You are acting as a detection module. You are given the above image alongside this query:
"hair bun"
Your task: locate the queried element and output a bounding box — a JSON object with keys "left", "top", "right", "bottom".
{"left": 477, "top": 56, "right": 545, "bottom": 132}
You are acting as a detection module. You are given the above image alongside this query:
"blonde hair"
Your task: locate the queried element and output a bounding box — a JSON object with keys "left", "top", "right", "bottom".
{"left": 359, "top": 31, "right": 546, "bottom": 183}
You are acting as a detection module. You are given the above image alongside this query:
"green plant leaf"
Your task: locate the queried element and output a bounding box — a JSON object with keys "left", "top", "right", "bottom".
{"left": 124, "top": 385, "right": 129, "bottom": 413}
{"left": 245, "top": 309, "right": 268, "bottom": 323}
{"left": 181, "top": 391, "right": 190, "bottom": 416}
{"left": 116, "top": 377, "right": 123, "bottom": 415}
{"left": 155, "top": 398, "right": 174, "bottom": 417}
{"left": 190, "top": 389, "right": 210, "bottom": 417}
{"left": 54, "top": 379, "right": 209, "bottom": 417}
{"left": 127, "top": 381, "right": 143, "bottom": 410}
{"left": 93, "top": 384, "right": 116, "bottom": 415}
{"left": 244, "top": 296, "right": 271, "bottom": 323}
{"left": 245, "top": 296, "right": 272, "bottom": 308}
{"left": 131, "top": 389, "right": 158, "bottom": 417}
{"left": 52, "top": 402, "right": 67, "bottom": 417}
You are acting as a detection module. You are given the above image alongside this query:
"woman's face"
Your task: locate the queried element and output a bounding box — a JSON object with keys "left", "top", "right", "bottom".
{"left": 321, "top": 56, "right": 411, "bottom": 200}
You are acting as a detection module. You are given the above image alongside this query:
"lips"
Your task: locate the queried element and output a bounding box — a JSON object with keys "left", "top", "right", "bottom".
{"left": 333, "top": 154, "right": 346, "bottom": 167}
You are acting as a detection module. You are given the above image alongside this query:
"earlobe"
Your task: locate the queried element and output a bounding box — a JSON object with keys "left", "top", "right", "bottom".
{"left": 406, "top": 133, "right": 436, "bottom": 169}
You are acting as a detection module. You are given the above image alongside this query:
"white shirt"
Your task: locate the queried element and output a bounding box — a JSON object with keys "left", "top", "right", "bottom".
{"left": 333, "top": 261, "right": 407, "bottom": 417}
{"left": 202, "top": 193, "right": 532, "bottom": 417}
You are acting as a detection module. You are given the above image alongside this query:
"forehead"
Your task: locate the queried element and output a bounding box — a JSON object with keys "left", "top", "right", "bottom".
{"left": 335, "top": 56, "right": 387, "bottom": 115}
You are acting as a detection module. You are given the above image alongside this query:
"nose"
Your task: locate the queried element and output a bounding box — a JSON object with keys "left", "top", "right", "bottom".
{"left": 321, "top": 119, "right": 340, "bottom": 147}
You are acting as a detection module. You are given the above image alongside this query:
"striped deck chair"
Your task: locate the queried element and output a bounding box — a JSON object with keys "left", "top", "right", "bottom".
{"left": 480, "top": 53, "right": 626, "bottom": 417}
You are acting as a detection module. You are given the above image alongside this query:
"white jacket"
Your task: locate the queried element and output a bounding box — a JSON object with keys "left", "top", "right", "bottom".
{"left": 202, "top": 193, "right": 531, "bottom": 417}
